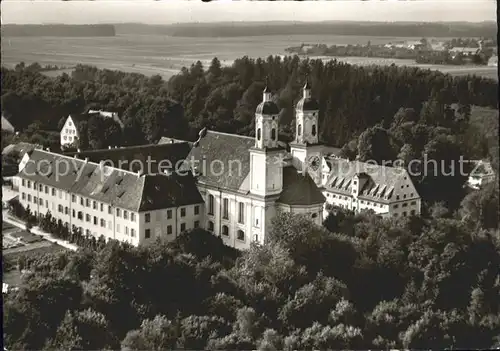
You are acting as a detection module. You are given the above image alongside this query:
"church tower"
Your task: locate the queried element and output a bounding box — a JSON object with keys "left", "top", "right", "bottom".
{"left": 290, "top": 77, "right": 323, "bottom": 185}
{"left": 249, "top": 79, "right": 285, "bottom": 244}
{"left": 249, "top": 78, "right": 284, "bottom": 197}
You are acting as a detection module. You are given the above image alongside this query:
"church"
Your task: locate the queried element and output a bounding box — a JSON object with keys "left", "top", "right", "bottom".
{"left": 15, "top": 79, "right": 420, "bottom": 250}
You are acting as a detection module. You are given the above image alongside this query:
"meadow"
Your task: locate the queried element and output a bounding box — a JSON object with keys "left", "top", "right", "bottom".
{"left": 1, "top": 34, "right": 497, "bottom": 80}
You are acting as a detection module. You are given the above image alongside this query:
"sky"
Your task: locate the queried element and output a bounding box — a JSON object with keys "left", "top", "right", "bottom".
{"left": 1, "top": 0, "right": 497, "bottom": 25}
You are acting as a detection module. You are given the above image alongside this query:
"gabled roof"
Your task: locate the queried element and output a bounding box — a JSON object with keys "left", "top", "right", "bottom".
{"left": 325, "top": 159, "right": 418, "bottom": 203}
{"left": 158, "top": 136, "right": 194, "bottom": 146}
{"left": 63, "top": 143, "right": 191, "bottom": 174}
{"left": 470, "top": 160, "right": 495, "bottom": 177}
{"left": 18, "top": 149, "right": 203, "bottom": 212}
{"left": 277, "top": 166, "right": 326, "bottom": 206}
{"left": 2, "top": 142, "right": 41, "bottom": 157}
{"left": 184, "top": 131, "right": 255, "bottom": 191}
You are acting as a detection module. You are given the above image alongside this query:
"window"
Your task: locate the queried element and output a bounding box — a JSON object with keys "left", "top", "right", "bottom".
{"left": 93, "top": 216, "right": 97, "bottom": 225}
{"left": 58, "top": 204, "right": 63, "bottom": 213}
{"left": 257, "top": 128, "right": 261, "bottom": 141}
{"left": 131, "top": 213, "right": 135, "bottom": 221}
{"left": 100, "top": 219, "right": 105, "bottom": 227}
{"left": 222, "top": 225, "right": 229, "bottom": 236}
{"left": 271, "top": 128, "right": 276, "bottom": 140}
{"left": 208, "top": 194, "right": 215, "bottom": 215}
{"left": 34, "top": 196, "right": 38, "bottom": 204}
{"left": 78, "top": 211, "right": 83, "bottom": 220}
{"left": 80, "top": 197, "right": 84, "bottom": 205}
{"left": 298, "top": 124, "right": 302, "bottom": 136}
{"left": 180, "top": 208, "right": 186, "bottom": 217}
{"left": 108, "top": 221, "right": 112, "bottom": 229}
{"left": 402, "top": 211, "right": 407, "bottom": 217}
{"left": 100, "top": 203, "right": 104, "bottom": 212}
{"left": 59, "top": 190, "right": 62, "bottom": 199}
{"left": 65, "top": 207, "right": 69, "bottom": 215}
{"left": 194, "top": 221, "right": 199, "bottom": 228}
{"left": 167, "top": 225, "right": 173, "bottom": 235}
{"left": 393, "top": 204, "right": 399, "bottom": 209}
{"left": 194, "top": 205, "right": 199, "bottom": 215}
{"left": 45, "top": 200, "right": 48, "bottom": 208}
{"left": 312, "top": 213, "right": 318, "bottom": 218}
{"left": 52, "top": 188, "right": 56, "bottom": 196}
{"left": 145, "top": 213, "right": 150, "bottom": 223}
{"left": 223, "top": 198, "right": 229, "bottom": 219}
{"left": 39, "top": 184, "right": 43, "bottom": 191}
{"left": 238, "top": 202, "right": 245, "bottom": 224}
{"left": 124, "top": 210, "right": 128, "bottom": 220}
{"left": 237, "top": 230, "right": 245, "bottom": 241}
{"left": 131, "top": 229, "right": 136, "bottom": 237}
{"left": 402, "top": 203, "right": 408, "bottom": 208}
{"left": 116, "top": 208, "right": 121, "bottom": 217}
{"left": 27, "top": 181, "right": 31, "bottom": 189}
{"left": 22, "top": 192, "right": 26, "bottom": 200}
{"left": 116, "top": 224, "right": 120, "bottom": 233}
{"left": 312, "top": 124, "right": 317, "bottom": 136}
{"left": 45, "top": 186, "right": 48, "bottom": 194}
{"left": 167, "top": 210, "right": 172, "bottom": 219}
{"left": 86, "top": 214, "right": 91, "bottom": 222}
{"left": 145, "top": 229, "right": 151, "bottom": 239}
{"left": 411, "top": 210, "right": 416, "bottom": 215}
{"left": 254, "top": 207, "right": 260, "bottom": 228}
{"left": 180, "top": 223, "right": 186, "bottom": 232}
{"left": 254, "top": 234, "right": 259, "bottom": 242}
{"left": 108, "top": 205, "right": 112, "bottom": 214}
{"left": 125, "top": 227, "right": 129, "bottom": 235}
{"left": 86, "top": 199, "right": 90, "bottom": 207}
{"left": 411, "top": 201, "right": 416, "bottom": 205}
{"left": 39, "top": 198, "right": 43, "bottom": 206}
{"left": 72, "top": 194, "right": 76, "bottom": 202}
{"left": 72, "top": 209, "right": 75, "bottom": 217}
{"left": 22, "top": 179, "right": 25, "bottom": 187}
{"left": 208, "top": 221, "right": 214, "bottom": 232}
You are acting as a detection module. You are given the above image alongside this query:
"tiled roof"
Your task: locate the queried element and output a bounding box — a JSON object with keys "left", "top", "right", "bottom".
{"left": 18, "top": 149, "right": 203, "bottom": 212}
{"left": 184, "top": 131, "right": 255, "bottom": 191}
{"left": 63, "top": 143, "right": 192, "bottom": 174}
{"left": 324, "top": 159, "right": 419, "bottom": 203}
{"left": 277, "top": 166, "right": 326, "bottom": 206}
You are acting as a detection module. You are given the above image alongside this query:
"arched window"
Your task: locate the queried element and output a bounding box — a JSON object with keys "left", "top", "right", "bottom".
{"left": 208, "top": 194, "right": 214, "bottom": 215}
{"left": 237, "top": 230, "right": 245, "bottom": 241}
{"left": 298, "top": 124, "right": 302, "bottom": 136}
{"left": 312, "top": 124, "right": 317, "bottom": 136}
{"left": 222, "top": 225, "right": 229, "bottom": 236}
{"left": 257, "top": 128, "right": 261, "bottom": 141}
{"left": 271, "top": 128, "right": 276, "bottom": 140}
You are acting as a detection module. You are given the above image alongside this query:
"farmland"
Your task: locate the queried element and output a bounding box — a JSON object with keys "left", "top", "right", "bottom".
{"left": 2, "top": 34, "right": 497, "bottom": 80}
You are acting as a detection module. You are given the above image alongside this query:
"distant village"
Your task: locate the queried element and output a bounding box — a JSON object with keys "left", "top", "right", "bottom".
{"left": 286, "top": 37, "right": 498, "bottom": 66}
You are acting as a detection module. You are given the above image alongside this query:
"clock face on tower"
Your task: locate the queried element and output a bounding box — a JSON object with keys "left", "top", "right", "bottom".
{"left": 307, "top": 156, "right": 320, "bottom": 171}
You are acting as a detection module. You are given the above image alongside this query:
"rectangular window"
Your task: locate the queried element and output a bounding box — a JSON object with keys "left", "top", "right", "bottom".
{"left": 208, "top": 194, "right": 214, "bottom": 215}
{"left": 116, "top": 208, "right": 121, "bottom": 217}
{"left": 131, "top": 213, "right": 135, "bottom": 222}
{"left": 72, "top": 194, "right": 76, "bottom": 202}
{"left": 100, "top": 219, "right": 105, "bottom": 227}
{"left": 27, "top": 181, "right": 31, "bottom": 189}
{"left": 64, "top": 207, "right": 69, "bottom": 215}
{"left": 180, "top": 208, "right": 186, "bottom": 217}
{"left": 131, "top": 229, "right": 135, "bottom": 237}
{"left": 194, "top": 221, "right": 199, "bottom": 228}
{"left": 116, "top": 224, "right": 120, "bottom": 233}
{"left": 180, "top": 223, "right": 186, "bottom": 231}
{"left": 108, "top": 205, "right": 112, "bottom": 214}
{"left": 86, "top": 214, "right": 90, "bottom": 222}
{"left": 52, "top": 188, "right": 56, "bottom": 196}
{"left": 86, "top": 199, "right": 90, "bottom": 207}
{"left": 80, "top": 197, "right": 84, "bottom": 205}
{"left": 22, "top": 179, "right": 25, "bottom": 186}
{"left": 22, "top": 192, "right": 26, "bottom": 200}
{"left": 125, "top": 226, "right": 129, "bottom": 235}
{"left": 411, "top": 201, "right": 416, "bottom": 205}
{"left": 59, "top": 190, "right": 62, "bottom": 199}
{"left": 93, "top": 216, "right": 97, "bottom": 225}
{"left": 78, "top": 211, "right": 83, "bottom": 220}
{"left": 194, "top": 205, "right": 199, "bottom": 215}
{"left": 238, "top": 202, "right": 245, "bottom": 224}
{"left": 145, "top": 213, "right": 150, "bottom": 223}
{"left": 45, "top": 200, "right": 48, "bottom": 208}
{"left": 34, "top": 196, "right": 38, "bottom": 204}
{"left": 167, "top": 225, "right": 173, "bottom": 235}
{"left": 167, "top": 210, "right": 172, "bottom": 219}
{"left": 45, "top": 186, "right": 48, "bottom": 194}
{"left": 100, "top": 203, "right": 104, "bottom": 212}
{"left": 72, "top": 209, "right": 75, "bottom": 217}
{"left": 124, "top": 210, "right": 128, "bottom": 220}
{"left": 223, "top": 198, "right": 229, "bottom": 219}
{"left": 93, "top": 201, "right": 97, "bottom": 210}
{"left": 108, "top": 221, "right": 112, "bottom": 229}
{"left": 145, "top": 229, "right": 151, "bottom": 239}
{"left": 58, "top": 204, "right": 63, "bottom": 213}
{"left": 39, "top": 198, "right": 43, "bottom": 206}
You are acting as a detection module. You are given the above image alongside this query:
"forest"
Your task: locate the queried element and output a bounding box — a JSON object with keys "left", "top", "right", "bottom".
{"left": 1, "top": 24, "right": 116, "bottom": 37}
{"left": 3, "top": 185, "right": 499, "bottom": 350}
{"left": 113, "top": 21, "right": 498, "bottom": 38}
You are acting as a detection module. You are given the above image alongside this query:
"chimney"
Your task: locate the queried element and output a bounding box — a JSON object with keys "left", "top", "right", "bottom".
{"left": 46, "top": 147, "right": 50, "bottom": 152}
{"left": 84, "top": 157, "right": 89, "bottom": 163}
{"left": 73, "top": 154, "right": 77, "bottom": 159}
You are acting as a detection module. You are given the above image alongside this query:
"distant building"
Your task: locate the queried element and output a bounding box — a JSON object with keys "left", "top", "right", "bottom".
{"left": 1, "top": 115, "right": 15, "bottom": 134}
{"left": 449, "top": 47, "right": 480, "bottom": 58}
{"left": 467, "top": 160, "right": 495, "bottom": 190}
{"left": 60, "top": 110, "right": 124, "bottom": 149}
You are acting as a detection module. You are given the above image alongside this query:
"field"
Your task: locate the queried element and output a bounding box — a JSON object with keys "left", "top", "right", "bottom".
{"left": 1, "top": 34, "right": 497, "bottom": 80}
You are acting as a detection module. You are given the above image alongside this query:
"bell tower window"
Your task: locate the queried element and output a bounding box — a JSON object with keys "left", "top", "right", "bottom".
{"left": 257, "top": 128, "right": 261, "bottom": 141}
{"left": 312, "top": 125, "right": 317, "bottom": 137}
{"left": 298, "top": 124, "right": 302, "bottom": 136}
{"left": 271, "top": 128, "right": 276, "bottom": 140}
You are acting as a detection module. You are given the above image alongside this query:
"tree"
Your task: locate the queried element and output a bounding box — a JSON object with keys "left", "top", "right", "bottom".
{"left": 121, "top": 315, "right": 177, "bottom": 351}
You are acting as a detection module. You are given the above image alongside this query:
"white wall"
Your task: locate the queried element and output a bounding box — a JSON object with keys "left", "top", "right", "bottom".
{"left": 60, "top": 116, "right": 79, "bottom": 148}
